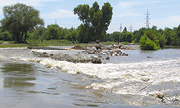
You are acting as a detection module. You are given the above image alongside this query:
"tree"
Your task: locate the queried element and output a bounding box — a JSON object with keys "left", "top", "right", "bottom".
{"left": 123, "top": 27, "right": 127, "bottom": 32}
{"left": 156, "top": 29, "right": 166, "bottom": 48}
{"left": 121, "top": 32, "right": 133, "bottom": 42}
{"left": 74, "top": 2, "right": 113, "bottom": 42}
{"left": 110, "top": 31, "right": 121, "bottom": 41}
{"left": 163, "top": 28, "right": 177, "bottom": 45}
{"left": 140, "top": 34, "right": 158, "bottom": 50}
{"left": 133, "top": 27, "right": 146, "bottom": 43}
{"left": 1, "top": 31, "right": 12, "bottom": 41}
{"left": 29, "top": 27, "right": 46, "bottom": 40}
{"left": 1, "top": 3, "right": 44, "bottom": 43}
{"left": 46, "top": 25, "right": 60, "bottom": 40}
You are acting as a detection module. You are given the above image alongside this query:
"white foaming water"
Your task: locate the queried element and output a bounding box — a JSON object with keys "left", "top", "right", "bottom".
{"left": 1, "top": 48, "right": 180, "bottom": 97}
{"left": 21, "top": 55, "right": 180, "bottom": 96}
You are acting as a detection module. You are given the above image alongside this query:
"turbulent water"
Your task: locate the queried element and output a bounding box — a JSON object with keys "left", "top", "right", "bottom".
{"left": 0, "top": 47, "right": 180, "bottom": 108}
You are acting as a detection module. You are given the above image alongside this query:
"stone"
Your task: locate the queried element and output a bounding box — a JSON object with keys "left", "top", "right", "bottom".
{"left": 141, "top": 78, "right": 150, "bottom": 82}
{"left": 91, "top": 56, "right": 102, "bottom": 64}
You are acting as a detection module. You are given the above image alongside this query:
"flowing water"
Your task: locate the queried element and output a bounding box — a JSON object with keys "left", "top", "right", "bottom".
{"left": 0, "top": 47, "right": 180, "bottom": 108}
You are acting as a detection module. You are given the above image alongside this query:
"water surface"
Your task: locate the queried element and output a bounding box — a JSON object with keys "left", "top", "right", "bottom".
{"left": 0, "top": 47, "right": 180, "bottom": 108}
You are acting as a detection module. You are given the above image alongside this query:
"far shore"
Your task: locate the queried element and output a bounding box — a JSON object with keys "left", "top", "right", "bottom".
{"left": 0, "top": 41, "right": 140, "bottom": 50}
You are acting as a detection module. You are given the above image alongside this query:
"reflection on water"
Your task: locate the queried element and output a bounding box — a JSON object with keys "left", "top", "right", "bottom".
{"left": 1, "top": 63, "right": 36, "bottom": 89}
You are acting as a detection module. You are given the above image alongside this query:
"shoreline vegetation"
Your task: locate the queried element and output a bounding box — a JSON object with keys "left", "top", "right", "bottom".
{"left": 0, "top": 40, "right": 179, "bottom": 49}
{"left": 0, "top": 40, "right": 138, "bottom": 49}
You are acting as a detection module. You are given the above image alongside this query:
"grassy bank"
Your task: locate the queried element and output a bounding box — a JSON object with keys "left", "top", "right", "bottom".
{"left": 0, "top": 40, "right": 115, "bottom": 48}
{"left": 0, "top": 40, "right": 139, "bottom": 48}
{"left": 0, "top": 40, "right": 86, "bottom": 48}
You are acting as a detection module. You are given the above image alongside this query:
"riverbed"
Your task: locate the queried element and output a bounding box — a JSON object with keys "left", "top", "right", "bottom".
{"left": 0, "top": 47, "right": 180, "bottom": 108}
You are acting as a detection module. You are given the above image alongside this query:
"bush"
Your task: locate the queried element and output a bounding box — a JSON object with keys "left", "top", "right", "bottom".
{"left": 1, "top": 31, "right": 12, "bottom": 41}
{"left": 140, "top": 34, "right": 158, "bottom": 50}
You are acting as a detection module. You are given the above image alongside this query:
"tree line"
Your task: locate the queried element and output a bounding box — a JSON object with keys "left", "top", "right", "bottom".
{"left": 0, "top": 2, "right": 113, "bottom": 44}
{"left": 0, "top": 2, "right": 180, "bottom": 50}
{"left": 109, "top": 25, "right": 180, "bottom": 49}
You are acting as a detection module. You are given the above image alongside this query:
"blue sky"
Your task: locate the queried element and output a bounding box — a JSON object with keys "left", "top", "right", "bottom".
{"left": 0, "top": 0, "right": 180, "bottom": 33}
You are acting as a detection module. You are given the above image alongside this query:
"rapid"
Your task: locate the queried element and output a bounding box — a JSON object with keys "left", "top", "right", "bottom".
{"left": 0, "top": 47, "right": 180, "bottom": 108}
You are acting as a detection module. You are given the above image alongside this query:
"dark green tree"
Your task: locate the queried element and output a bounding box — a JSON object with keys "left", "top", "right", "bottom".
{"left": 163, "top": 28, "right": 177, "bottom": 45}
{"left": 121, "top": 32, "right": 133, "bottom": 42}
{"left": 46, "top": 25, "right": 60, "bottom": 40}
{"left": 1, "top": 3, "right": 44, "bottom": 43}
{"left": 110, "top": 31, "right": 121, "bottom": 41}
{"left": 156, "top": 29, "right": 166, "bottom": 48}
{"left": 74, "top": 1, "right": 113, "bottom": 42}
{"left": 123, "top": 27, "right": 127, "bottom": 33}
{"left": 133, "top": 27, "right": 146, "bottom": 43}
{"left": 1, "top": 31, "right": 12, "bottom": 41}
{"left": 29, "top": 27, "right": 46, "bottom": 40}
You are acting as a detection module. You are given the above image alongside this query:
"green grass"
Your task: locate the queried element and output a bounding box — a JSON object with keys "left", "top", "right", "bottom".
{"left": 0, "top": 40, "right": 127, "bottom": 48}
{"left": 0, "top": 44, "right": 30, "bottom": 48}
{"left": 27, "top": 39, "right": 74, "bottom": 46}
{"left": 100, "top": 41, "right": 114, "bottom": 45}
{"left": 0, "top": 40, "right": 84, "bottom": 48}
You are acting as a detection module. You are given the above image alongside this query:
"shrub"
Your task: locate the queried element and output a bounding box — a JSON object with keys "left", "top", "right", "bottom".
{"left": 140, "top": 34, "right": 158, "bottom": 50}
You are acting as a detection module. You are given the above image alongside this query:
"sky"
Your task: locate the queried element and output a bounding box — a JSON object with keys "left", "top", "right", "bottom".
{"left": 0, "top": 0, "right": 180, "bottom": 33}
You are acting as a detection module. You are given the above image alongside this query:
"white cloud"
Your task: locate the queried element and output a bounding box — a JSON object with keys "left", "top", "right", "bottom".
{"left": 150, "top": 15, "right": 180, "bottom": 29}
{"left": 117, "top": 1, "right": 142, "bottom": 8}
{"left": 117, "top": 0, "right": 172, "bottom": 8}
{"left": 41, "top": 9, "right": 75, "bottom": 19}
{"left": 0, "top": 0, "right": 61, "bottom": 7}
{"left": 0, "top": 0, "right": 62, "bottom": 16}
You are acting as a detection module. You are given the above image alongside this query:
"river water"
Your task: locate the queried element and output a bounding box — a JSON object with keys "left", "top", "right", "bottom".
{"left": 0, "top": 47, "right": 180, "bottom": 108}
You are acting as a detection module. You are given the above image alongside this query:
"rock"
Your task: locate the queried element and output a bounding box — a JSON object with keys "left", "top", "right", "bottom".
{"left": 141, "top": 78, "right": 150, "bottom": 82}
{"left": 2, "top": 42, "right": 10, "bottom": 44}
{"left": 156, "top": 93, "right": 165, "bottom": 99}
{"left": 147, "top": 56, "right": 152, "bottom": 58}
{"left": 111, "top": 42, "right": 123, "bottom": 49}
{"left": 106, "top": 57, "right": 110, "bottom": 60}
{"left": 72, "top": 45, "right": 85, "bottom": 50}
{"left": 91, "top": 56, "right": 102, "bottom": 64}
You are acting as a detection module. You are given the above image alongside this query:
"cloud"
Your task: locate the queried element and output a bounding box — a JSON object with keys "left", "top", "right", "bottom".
{"left": 117, "top": 0, "right": 172, "bottom": 8}
{"left": 150, "top": 15, "right": 180, "bottom": 29}
{"left": 41, "top": 9, "right": 75, "bottom": 19}
{"left": 0, "top": 0, "right": 62, "bottom": 16}
{"left": 0, "top": 0, "right": 61, "bottom": 7}
{"left": 117, "top": 1, "right": 142, "bottom": 8}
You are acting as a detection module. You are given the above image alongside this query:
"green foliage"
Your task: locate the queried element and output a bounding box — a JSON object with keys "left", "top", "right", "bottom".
{"left": 121, "top": 32, "right": 133, "bottom": 42}
{"left": 109, "top": 31, "right": 133, "bottom": 43}
{"left": 140, "top": 34, "right": 158, "bottom": 50}
{"left": 1, "top": 3, "right": 44, "bottom": 43}
{"left": 110, "top": 32, "right": 120, "bottom": 41}
{"left": 74, "top": 1, "right": 113, "bottom": 43}
{"left": 46, "top": 25, "right": 60, "bottom": 40}
{"left": 133, "top": 27, "right": 146, "bottom": 43}
{"left": 1, "top": 31, "right": 12, "bottom": 41}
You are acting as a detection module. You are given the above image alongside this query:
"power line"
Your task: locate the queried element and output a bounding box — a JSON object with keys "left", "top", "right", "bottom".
{"left": 120, "top": 23, "right": 122, "bottom": 33}
{"left": 129, "top": 24, "right": 133, "bottom": 32}
{"left": 145, "top": 9, "right": 150, "bottom": 29}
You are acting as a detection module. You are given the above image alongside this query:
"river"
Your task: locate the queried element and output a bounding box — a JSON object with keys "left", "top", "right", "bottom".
{"left": 0, "top": 47, "right": 180, "bottom": 108}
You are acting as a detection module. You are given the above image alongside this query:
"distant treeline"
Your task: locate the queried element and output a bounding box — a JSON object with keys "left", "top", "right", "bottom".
{"left": 109, "top": 25, "right": 180, "bottom": 48}
{"left": 1, "top": 25, "right": 180, "bottom": 46}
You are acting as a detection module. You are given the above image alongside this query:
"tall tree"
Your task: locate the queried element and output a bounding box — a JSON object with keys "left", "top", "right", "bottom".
{"left": 1, "top": 3, "right": 44, "bottom": 43}
{"left": 123, "top": 27, "right": 127, "bottom": 33}
{"left": 74, "top": 2, "right": 113, "bottom": 42}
